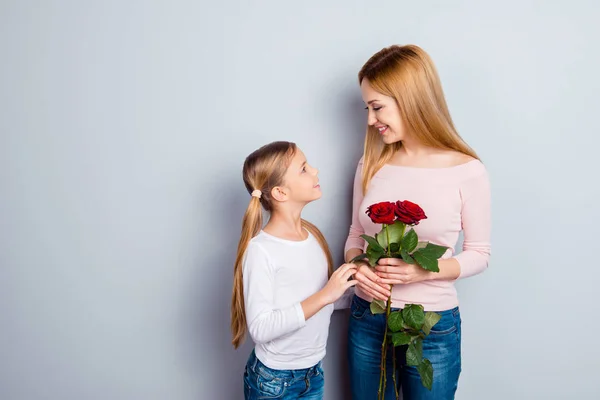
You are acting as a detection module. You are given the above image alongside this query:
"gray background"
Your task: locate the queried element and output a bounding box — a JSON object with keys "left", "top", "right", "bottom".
{"left": 1, "top": 1, "right": 599, "bottom": 399}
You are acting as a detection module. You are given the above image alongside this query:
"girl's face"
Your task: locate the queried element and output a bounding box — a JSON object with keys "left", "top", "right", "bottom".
{"left": 279, "top": 148, "right": 321, "bottom": 205}
{"left": 361, "top": 78, "right": 407, "bottom": 144}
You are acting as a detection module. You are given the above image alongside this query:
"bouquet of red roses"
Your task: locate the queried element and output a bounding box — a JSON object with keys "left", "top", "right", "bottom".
{"left": 351, "top": 200, "right": 448, "bottom": 397}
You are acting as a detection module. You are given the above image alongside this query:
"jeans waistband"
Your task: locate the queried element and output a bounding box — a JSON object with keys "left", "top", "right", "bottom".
{"left": 248, "top": 350, "right": 321, "bottom": 379}
{"left": 353, "top": 294, "right": 460, "bottom": 315}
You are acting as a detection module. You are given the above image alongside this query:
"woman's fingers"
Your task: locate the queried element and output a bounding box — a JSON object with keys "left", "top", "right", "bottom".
{"left": 357, "top": 283, "right": 387, "bottom": 301}
{"left": 375, "top": 265, "right": 407, "bottom": 274}
{"left": 378, "top": 278, "right": 405, "bottom": 285}
{"left": 355, "top": 273, "right": 390, "bottom": 298}
{"left": 377, "top": 258, "right": 405, "bottom": 266}
{"left": 377, "top": 272, "right": 406, "bottom": 282}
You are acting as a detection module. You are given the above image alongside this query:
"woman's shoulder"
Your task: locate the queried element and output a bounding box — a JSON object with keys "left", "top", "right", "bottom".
{"left": 432, "top": 150, "right": 485, "bottom": 173}
{"left": 430, "top": 149, "right": 477, "bottom": 167}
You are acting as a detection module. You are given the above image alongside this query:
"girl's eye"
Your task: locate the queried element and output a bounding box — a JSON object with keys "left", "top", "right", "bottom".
{"left": 302, "top": 166, "right": 306, "bottom": 172}
{"left": 373, "top": 107, "right": 382, "bottom": 111}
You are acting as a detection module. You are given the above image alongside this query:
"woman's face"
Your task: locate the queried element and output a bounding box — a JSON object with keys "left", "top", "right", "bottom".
{"left": 360, "top": 78, "right": 407, "bottom": 144}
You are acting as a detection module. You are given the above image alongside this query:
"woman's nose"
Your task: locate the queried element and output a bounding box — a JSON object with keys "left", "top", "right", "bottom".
{"left": 367, "top": 110, "right": 377, "bottom": 126}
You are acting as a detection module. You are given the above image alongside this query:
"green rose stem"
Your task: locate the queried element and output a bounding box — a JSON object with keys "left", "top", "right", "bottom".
{"left": 378, "top": 222, "right": 405, "bottom": 400}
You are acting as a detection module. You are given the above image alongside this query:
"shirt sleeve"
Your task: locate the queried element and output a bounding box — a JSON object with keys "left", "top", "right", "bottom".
{"left": 455, "top": 169, "right": 492, "bottom": 279}
{"left": 344, "top": 159, "right": 366, "bottom": 256}
{"left": 242, "top": 242, "right": 306, "bottom": 344}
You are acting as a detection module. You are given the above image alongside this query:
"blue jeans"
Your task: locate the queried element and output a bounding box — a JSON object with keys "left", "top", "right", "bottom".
{"left": 243, "top": 350, "right": 325, "bottom": 399}
{"left": 348, "top": 295, "right": 461, "bottom": 400}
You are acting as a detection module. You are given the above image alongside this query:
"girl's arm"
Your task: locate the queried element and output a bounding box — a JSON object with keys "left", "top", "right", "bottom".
{"left": 300, "top": 263, "right": 357, "bottom": 319}
{"left": 243, "top": 244, "right": 356, "bottom": 344}
{"left": 243, "top": 244, "right": 306, "bottom": 344}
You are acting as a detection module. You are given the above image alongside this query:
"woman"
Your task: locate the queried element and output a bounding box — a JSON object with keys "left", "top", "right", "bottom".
{"left": 345, "top": 45, "right": 491, "bottom": 399}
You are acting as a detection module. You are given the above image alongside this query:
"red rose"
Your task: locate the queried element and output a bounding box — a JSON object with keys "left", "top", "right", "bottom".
{"left": 395, "top": 200, "right": 427, "bottom": 225}
{"left": 366, "top": 201, "right": 397, "bottom": 225}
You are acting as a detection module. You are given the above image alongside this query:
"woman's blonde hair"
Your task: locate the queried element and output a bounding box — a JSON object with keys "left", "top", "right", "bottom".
{"left": 231, "top": 141, "right": 333, "bottom": 349}
{"left": 358, "top": 44, "right": 479, "bottom": 193}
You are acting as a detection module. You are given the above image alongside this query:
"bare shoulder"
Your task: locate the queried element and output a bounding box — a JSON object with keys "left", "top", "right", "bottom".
{"left": 430, "top": 149, "right": 476, "bottom": 167}
{"left": 451, "top": 151, "right": 476, "bottom": 166}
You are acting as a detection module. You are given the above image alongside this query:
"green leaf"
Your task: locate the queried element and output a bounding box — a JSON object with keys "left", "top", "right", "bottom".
{"left": 375, "top": 222, "right": 404, "bottom": 249}
{"left": 391, "top": 332, "right": 412, "bottom": 346}
{"left": 402, "top": 229, "right": 418, "bottom": 253}
{"left": 412, "top": 250, "right": 440, "bottom": 273}
{"left": 370, "top": 299, "right": 386, "bottom": 315}
{"left": 387, "top": 221, "right": 405, "bottom": 245}
{"left": 400, "top": 249, "right": 416, "bottom": 264}
{"left": 375, "top": 231, "right": 387, "bottom": 249}
{"left": 349, "top": 253, "right": 368, "bottom": 263}
{"left": 361, "top": 234, "right": 384, "bottom": 253}
{"left": 406, "top": 338, "right": 423, "bottom": 367}
{"left": 402, "top": 304, "right": 425, "bottom": 330}
{"left": 387, "top": 311, "right": 404, "bottom": 332}
{"left": 389, "top": 242, "right": 400, "bottom": 253}
{"left": 422, "top": 312, "right": 442, "bottom": 336}
{"left": 405, "top": 329, "right": 422, "bottom": 342}
{"left": 414, "top": 241, "right": 428, "bottom": 251}
{"left": 417, "top": 358, "right": 434, "bottom": 390}
{"left": 366, "top": 247, "right": 384, "bottom": 267}
{"left": 421, "top": 243, "right": 448, "bottom": 259}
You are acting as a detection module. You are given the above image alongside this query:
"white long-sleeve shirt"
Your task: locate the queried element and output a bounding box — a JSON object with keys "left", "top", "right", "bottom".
{"left": 242, "top": 230, "right": 333, "bottom": 370}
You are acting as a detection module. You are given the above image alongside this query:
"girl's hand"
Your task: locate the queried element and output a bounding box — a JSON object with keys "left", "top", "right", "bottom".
{"left": 354, "top": 262, "right": 391, "bottom": 301}
{"left": 375, "top": 258, "right": 433, "bottom": 285}
{"left": 320, "top": 263, "right": 358, "bottom": 304}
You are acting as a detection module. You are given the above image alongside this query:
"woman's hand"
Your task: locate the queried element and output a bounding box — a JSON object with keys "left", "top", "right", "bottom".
{"left": 375, "top": 258, "right": 433, "bottom": 285}
{"left": 354, "top": 262, "right": 391, "bottom": 301}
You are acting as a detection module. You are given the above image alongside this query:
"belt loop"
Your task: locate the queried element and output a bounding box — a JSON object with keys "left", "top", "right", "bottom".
{"left": 251, "top": 351, "right": 258, "bottom": 371}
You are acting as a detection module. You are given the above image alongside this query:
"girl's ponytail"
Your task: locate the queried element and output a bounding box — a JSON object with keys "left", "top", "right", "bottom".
{"left": 231, "top": 196, "right": 262, "bottom": 349}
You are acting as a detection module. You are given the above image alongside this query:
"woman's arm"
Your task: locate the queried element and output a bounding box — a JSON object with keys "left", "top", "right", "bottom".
{"left": 343, "top": 160, "right": 391, "bottom": 301}
{"left": 454, "top": 170, "right": 491, "bottom": 278}
{"left": 376, "top": 168, "right": 491, "bottom": 284}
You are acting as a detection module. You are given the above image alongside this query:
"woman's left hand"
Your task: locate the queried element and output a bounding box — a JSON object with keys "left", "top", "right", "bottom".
{"left": 375, "top": 258, "right": 433, "bottom": 285}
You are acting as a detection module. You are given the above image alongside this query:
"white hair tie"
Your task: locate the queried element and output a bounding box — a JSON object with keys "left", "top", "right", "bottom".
{"left": 251, "top": 189, "right": 262, "bottom": 199}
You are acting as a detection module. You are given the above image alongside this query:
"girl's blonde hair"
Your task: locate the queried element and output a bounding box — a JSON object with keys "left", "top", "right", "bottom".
{"left": 358, "top": 44, "right": 479, "bottom": 193}
{"left": 231, "top": 141, "right": 333, "bottom": 349}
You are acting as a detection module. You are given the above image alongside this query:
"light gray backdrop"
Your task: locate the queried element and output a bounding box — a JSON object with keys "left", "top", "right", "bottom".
{"left": 1, "top": 1, "right": 599, "bottom": 399}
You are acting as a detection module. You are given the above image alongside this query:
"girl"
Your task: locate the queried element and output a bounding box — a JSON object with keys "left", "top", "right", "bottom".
{"left": 345, "top": 45, "right": 492, "bottom": 399}
{"left": 231, "top": 141, "right": 358, "bottom": 400}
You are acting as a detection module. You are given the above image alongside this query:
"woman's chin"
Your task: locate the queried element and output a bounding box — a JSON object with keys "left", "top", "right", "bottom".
{"left": 382, "top": 134, "right": 402, "bottom": 145}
